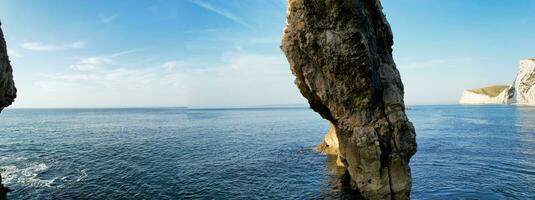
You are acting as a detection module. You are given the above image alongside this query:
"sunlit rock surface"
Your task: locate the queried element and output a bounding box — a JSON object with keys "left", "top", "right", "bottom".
{"left": 316, "top": 124, "right": 344, "bottom": 167}
{"left": 511, "top": 59, "right": 535, "bottom": 105}
{"left": 0, "top": 22, "right": 16, "bottom": 113}
{"left": 281, "top": 0, "right": 417, "bottom": 199}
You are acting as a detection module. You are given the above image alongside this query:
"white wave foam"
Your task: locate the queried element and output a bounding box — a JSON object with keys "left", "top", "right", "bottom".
{"left": 0, "top": 165, "right": 18, "bottom": 183}
{"left": 0, "top": 156, "right": 28, "bottom": 162}
{"left": 76, "top": 169, "right": 87, "bottom": 182}
{"left": 460, "top": 117, "right": 489, "bottom": 125}
{"left": 59, "top": 169, "right": 88, "bottom": 184}
{"left": 0, "top": 163, "right": 55, "bottom": 188}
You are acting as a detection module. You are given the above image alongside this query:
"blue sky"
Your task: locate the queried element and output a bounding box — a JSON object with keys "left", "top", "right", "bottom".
{"left": 1, "top": 0, "right": 534, "bottom": 108}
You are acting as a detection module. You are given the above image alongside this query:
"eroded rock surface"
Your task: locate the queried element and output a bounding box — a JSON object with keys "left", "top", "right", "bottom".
{"left": 0, "top": 22, "right": 16, "bottom": 113}
{"left": 281, "top": 0, "right": 416, "bottom": 199}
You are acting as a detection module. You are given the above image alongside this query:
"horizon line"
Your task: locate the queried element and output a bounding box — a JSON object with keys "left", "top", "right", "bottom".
{"left": 4, "top": 103, "right": 467, "bottom": 110}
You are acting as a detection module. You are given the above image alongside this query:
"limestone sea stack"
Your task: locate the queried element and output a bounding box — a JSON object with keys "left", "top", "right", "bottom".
{"left": 0, "top": 22, "right": 16, "bottom": 113}
{"left": 281, "top": 0, "right": 417, "bottom": 199}
{"left": 459, "top": 59, "right": 535, "bottom": 105}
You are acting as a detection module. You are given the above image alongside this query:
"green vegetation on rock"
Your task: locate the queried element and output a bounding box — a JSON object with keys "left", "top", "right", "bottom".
{"left": 468, "top": 85, "right": 509, "bottom": 97}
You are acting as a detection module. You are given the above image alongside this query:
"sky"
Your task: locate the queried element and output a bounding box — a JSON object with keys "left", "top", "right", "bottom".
{"left": 0, "top": 0, "right": 534, "bottom": 108}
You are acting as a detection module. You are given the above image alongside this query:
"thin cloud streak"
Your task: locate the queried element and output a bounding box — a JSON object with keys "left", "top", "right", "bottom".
{"left": 188, "top": 0, "right": 249, "bottom": 26}
{"left": 99, "top": 14, "right": 117, "bottom": 24}
{"left": 20, "top": 41, "right": 85, "bottom": 51}
{"left": 70, "top": 49, "right": 140, "bottom": 71}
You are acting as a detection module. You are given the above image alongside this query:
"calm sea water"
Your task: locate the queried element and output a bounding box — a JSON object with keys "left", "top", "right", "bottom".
{"left": 0, "top": 105, "right": 534, "bottom": 200}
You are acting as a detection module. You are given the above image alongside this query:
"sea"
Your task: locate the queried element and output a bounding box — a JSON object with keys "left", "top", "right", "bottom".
{"left": 0, "top": 105, "right": 534, "bottom": 200}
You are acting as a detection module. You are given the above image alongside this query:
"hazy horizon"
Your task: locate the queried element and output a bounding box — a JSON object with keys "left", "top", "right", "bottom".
{"left": 1, "top": 0, "right": 534, "bottom": 108}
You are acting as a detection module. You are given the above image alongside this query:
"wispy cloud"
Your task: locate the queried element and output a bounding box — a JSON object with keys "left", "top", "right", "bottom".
{"left": 188, "top": 0, "right": 248, "bottom": 26}
{"left": 70, "top": 49, "right": 139, "bottom": 71}
{"left": 30, "top": 49, "right": 297, "bottom": 108}
{"left": 160, "top": 60, "right": 203, "bottom": 72}
{"left": 184, "top": 28, "right": 224, "bottom": 34}
{"left": 7, "top": 48, "right": 23, "bottom": 58}
{"left": 20, "top": 41, "right": 85, "bottom": 51}
{"left": 99, "top": 14, "right": 117, "bottom": 24}
{"left": 397, "top": 57, "right": 490, "bottom": 70}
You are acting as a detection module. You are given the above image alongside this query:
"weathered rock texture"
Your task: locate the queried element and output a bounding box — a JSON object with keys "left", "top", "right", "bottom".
{"left": 511, "top": 59, "right": 535, "bottom": 105}
{"left": 459, "top": 59, "right": 535, "bottom": 105}
{"left": 281, "top": 0, "right": 417, "bottom": 199}
{"left": 0, "top": 22, "right": 16, "bottom": 113}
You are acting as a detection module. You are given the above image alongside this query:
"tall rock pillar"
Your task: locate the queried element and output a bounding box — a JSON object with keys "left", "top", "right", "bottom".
{"left": 281, "top": 0, "right": 416, "bottom": 199}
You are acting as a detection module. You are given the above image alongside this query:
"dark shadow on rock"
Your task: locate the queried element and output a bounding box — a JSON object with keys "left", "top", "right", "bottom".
{"left": 0, "top": 174, "right": 9, "bottom": 200}
{"left": 321, "top": 155, "right": 366, "bottom": 200}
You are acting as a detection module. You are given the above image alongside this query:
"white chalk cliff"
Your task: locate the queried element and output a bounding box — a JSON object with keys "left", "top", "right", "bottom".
{"left": 511, "top": 59, "right": 535, "bottom": 105}
{"left": 459, "top": 85, "right": 511, "bottom": 104}
{"left": 459, "top": 59, "right": 535, "bottom": 105}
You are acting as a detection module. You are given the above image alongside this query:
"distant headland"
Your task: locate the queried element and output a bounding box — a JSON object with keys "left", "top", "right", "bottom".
{"left": 459, "top": 59, "right": 535, "bottom": 105}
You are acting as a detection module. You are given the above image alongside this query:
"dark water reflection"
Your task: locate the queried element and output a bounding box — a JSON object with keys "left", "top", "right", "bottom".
{"left": 319, "top": 155, "right": 363, "bottom": 200}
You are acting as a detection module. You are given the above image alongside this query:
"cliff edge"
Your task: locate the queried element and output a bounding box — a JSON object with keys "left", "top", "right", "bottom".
{"left": 459, "top": 59, "right": 535, "bottom": 105}
{"left": 511, "top": 59, "right": 535, "bottom": 105}
{"left": 281, "top": 0, "right": 417, "bottom": 199}
{"left": 459, "top": 85, "right": 512, "bottom": 104}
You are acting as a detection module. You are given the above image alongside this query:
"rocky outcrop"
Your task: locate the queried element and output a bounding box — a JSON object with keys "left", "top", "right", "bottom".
{"left": 281, "top": 0, "right": 417, "bottom": 199}
{"left": 0, "top": 173, "right": 8, "bottom": 200}
{"left": 459, "top": 85, "right": 512, "bottom": 104}
{"left": 0, "top": 21, "right": 16, "bottom": 200}
{"left": 0, "top": 22, "right": 16, "bottom": 113}
{"left": 459, "top": 59, "right": 535, "bottom": 105}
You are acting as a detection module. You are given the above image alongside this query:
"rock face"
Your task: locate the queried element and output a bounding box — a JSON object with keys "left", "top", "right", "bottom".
{"left": 316, "top": 124, "right": 345, "bottom": 167}
{"left": 511, "top": 59, "right": 535, "bottom": 105}
{"left": 281, "top": 0, "right": 417, "bottom": 199}
{"left": 317, "top": 124, "right": 340, "bottom": 155}
{"left": 459, "top": 85, "right": 512, "bottom": 104}
{"left": 0, "top": 22, "right": 16, "bottom": 113}
{"left": 0, "top": 173, "right": 7, "bottom": 200}
{"left": 0, "top": 21, "right": 16, "bottom": 199}
{"left": 459, "top": 59, "right": 535, "bottom": 105}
